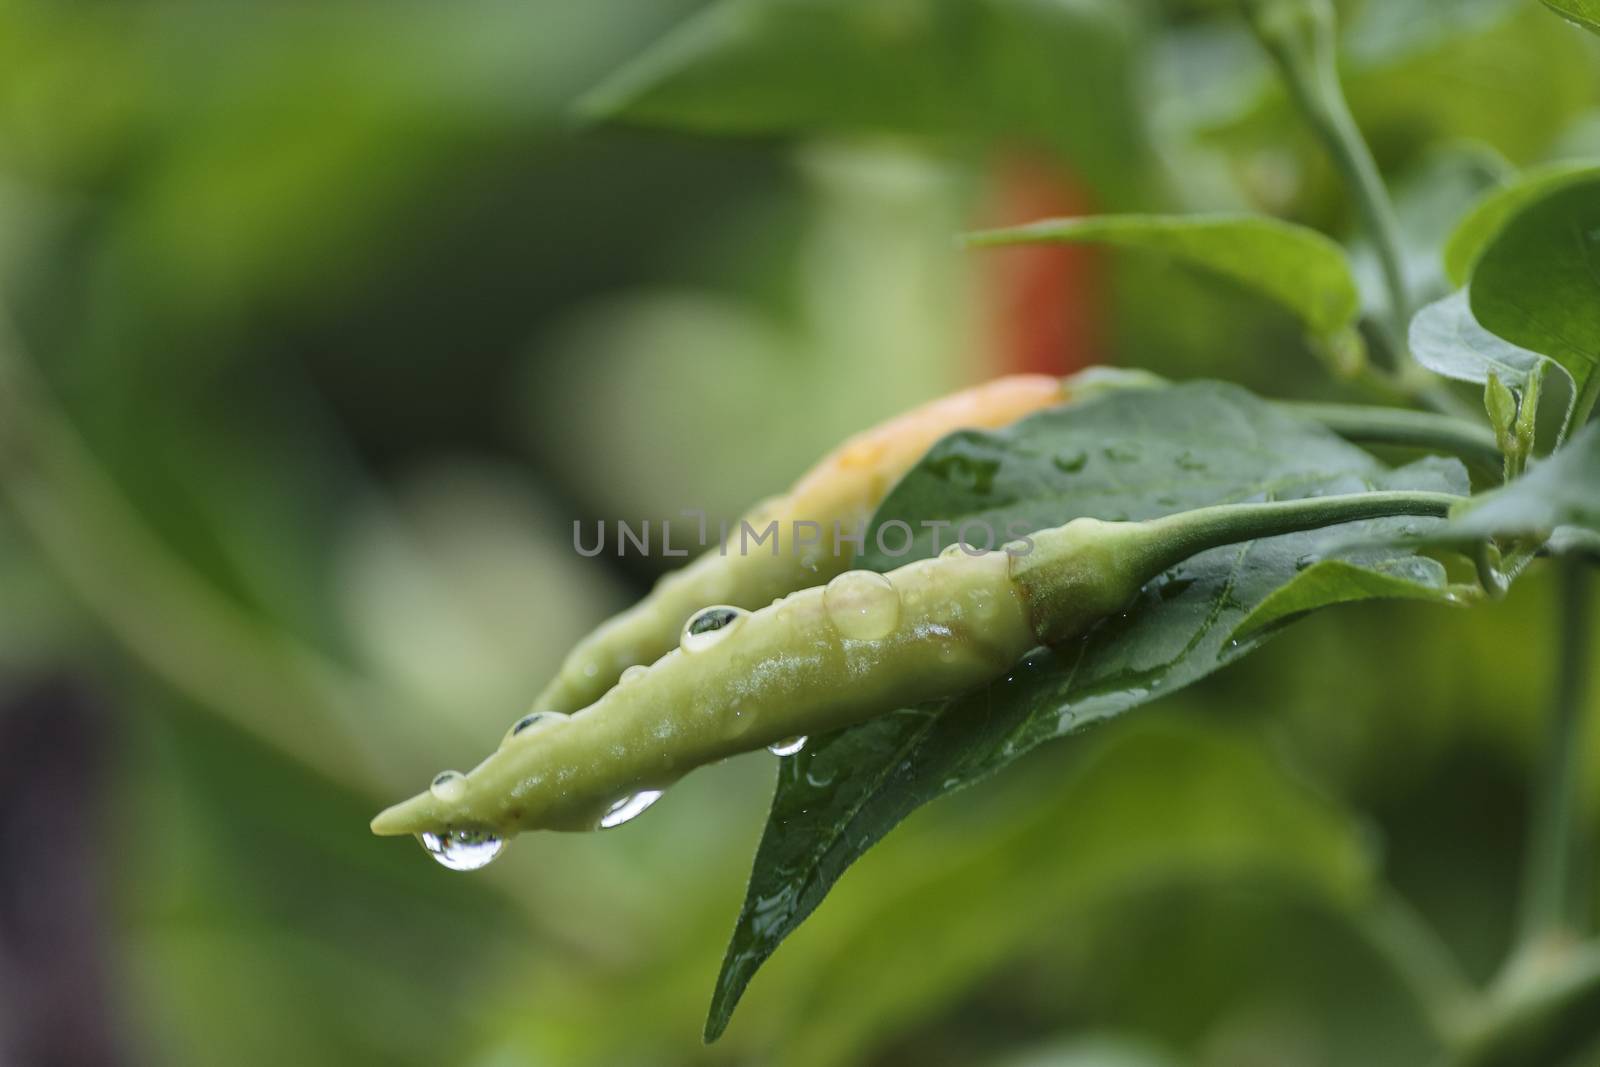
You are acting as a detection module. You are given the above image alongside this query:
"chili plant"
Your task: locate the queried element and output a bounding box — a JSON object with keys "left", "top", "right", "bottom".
{"left": 4, "top": 0, "right": 1600, "bottom": 1065}
{"left": 363, "top": 1, "right": 1600, "bottom": 1062}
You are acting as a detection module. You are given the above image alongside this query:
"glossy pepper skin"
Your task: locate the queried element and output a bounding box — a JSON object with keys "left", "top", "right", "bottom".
{"left": 531, "top": 374, "right": 1069, "bottom": 715}
{"left": 372, "top": 492, "right": 1460, "bottom": 842}
{"left": 374, "top": 546, "right": 1036, "bottom": 835}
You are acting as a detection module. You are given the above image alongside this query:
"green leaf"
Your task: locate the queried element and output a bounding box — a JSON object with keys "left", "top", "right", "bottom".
{"left": 706, "top": 383, "right": 1467, "bottom": 1039}
{"left": 1409, "top": 290, "right": 1556, "bottom": 392}
{"left": 1341, "top": 2, "right": 1596, "bottom": 168}
{"left": 1441, "top": 421, "right": 1600, "bottom": 543}
{"left": 1207, "top": 3, "right": 1596, "bottom": 185}
{"left": 577, "top": 0, "right": 1150, "bottom": 200}
{"left": 1342, "top": 0, "right": 1527, "bottom": 65}
{"left": 1349, "top": 422, "right": 1600, "bottom": 567}
{"left": 759, "top": 717, "right": 1373, "bottom": 1064}
{"left": 1443, "top": 161, "right": 1600, "bottom": 286}
{"left": 1469, "top": 177, "right": 1600, "bottom": 428}
{"left": 1230, "top": 558, "right": 1472, "bottom": 642}
{"left": 964, "top": 214, "right": 1361, "bottom": 358}
{"left": 1541, "top": 0, "right": 1600, "bottom": 34}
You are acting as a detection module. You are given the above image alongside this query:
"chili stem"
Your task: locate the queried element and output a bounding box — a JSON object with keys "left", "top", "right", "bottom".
{"left": 1283, "top": 402, "right": 1501, "bottom": 473}
{"left": 1128, "top": 489, "right": 1462, "bottom": 577}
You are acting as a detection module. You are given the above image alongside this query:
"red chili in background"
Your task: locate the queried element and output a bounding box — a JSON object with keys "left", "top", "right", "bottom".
{"left": 976, "top": 155, "right": 1102, "bottom": 379}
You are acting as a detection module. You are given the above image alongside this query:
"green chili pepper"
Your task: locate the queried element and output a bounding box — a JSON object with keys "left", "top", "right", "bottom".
{"left": 532, "top": 374, "right": 1074, "bottom": 715}
{"left": 372, "top": 489, "right": 1461, "bottom": 867}
{"left": 535, "top": 373, "right": 1496, "bottom": 719}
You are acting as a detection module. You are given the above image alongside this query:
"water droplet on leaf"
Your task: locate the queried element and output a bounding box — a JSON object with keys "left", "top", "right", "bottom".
{"left": 1157, "top": 576, "right": 1195, "bottom": 600}
{"left": 928, "top": 453, "right": 1001, "bottom": 493}
{"left": 418, "top": 829, "right": 505, "bottom": 871}
{"left": 619, "top": 664, "right": 648, "bottom": 685}
{"left": 1053, "top": 449, "right": 1088, "bottom": 473}
{"left": 1102, "top": 443, "right": 1141, "bottom": 462}
{"left": 823, "top": 570, "right": 901, "bottom": 641}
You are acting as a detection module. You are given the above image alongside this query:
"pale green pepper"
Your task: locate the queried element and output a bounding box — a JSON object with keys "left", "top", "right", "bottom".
{"left": 531, "top": 373, "right": 1073, "bottom": 716}
{"left": 373, "top": 489, "right": 1461, "bottom": 868}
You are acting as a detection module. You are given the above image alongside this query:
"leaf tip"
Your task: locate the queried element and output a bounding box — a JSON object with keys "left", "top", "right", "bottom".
{"left": 957, "top": 219, "right": 1067, "bottom": 249}
{"left": 702, "top": 985, "right": 741, "bottom": 1044}
{"left": 956, "top": 227, "right": 1006, "bottom": 249}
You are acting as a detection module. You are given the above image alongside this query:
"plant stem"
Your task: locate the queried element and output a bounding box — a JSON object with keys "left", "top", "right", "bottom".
{"left": 1017, "top": 488, "right": 1465, "bottom": 651}
{"left": 1455, "top": 944, "right": 1600, "bottom": 1067}
{"left": 1358, "top": 886, "right": 1476, "bottom": 1042}
{"left": 1130, "top": 489, "right": 1462, "bottom": 577}
{"left": 1516, "top": 559, "right": 1594, "bottom": 951}
{"left": 1244, "top": 1, "right": 1414, "bottom": 358}
{"left": 1571, "top": 371, "right": 1600, "bottom": 438}
{"left": 1283, "top": 401, "right": 1503, "bottom": 473}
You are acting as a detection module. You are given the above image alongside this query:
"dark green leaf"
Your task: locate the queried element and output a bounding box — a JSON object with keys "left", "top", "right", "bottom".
{"left": 762, "top": 717, "right": 1373, "bottom": 1063}
{"left": 1540, "top": 0, "right": 1600, "bottom": 35}
{"left": 1443, "top": 161, "right": 1600, "bottom": 285}
{"left": 707, "top": 383, "right": 1467, "bottom": 1038}
{"left": 964, "top": 214, "right": 1361, "bottom": 358}
{"left": 577, "top": 0, "right": 1150, "bottom": 199}
{"left": 1469, "top": 177, "right": 1600, "bottom": 428}
{"left": 1229, "top": 558, "right": 1472, "bottom": 643}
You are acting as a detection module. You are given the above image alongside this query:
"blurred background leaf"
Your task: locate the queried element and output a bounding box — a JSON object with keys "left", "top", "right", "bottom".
{"left": 578, "top": 0, "right": 1154, "bottom": 205}
{"left": 965, "top": 214, "right": 1362, "bottom": 360}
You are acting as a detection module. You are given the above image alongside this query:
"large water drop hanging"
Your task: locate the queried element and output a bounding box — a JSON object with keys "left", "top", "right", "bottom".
{"left": 418, "top": 829, "right": 505, "bottom": 871}
{"left": 599, "top": 790, "right": 663, "bottom": 828}
{"left": 768, "top": 736, "right": 808, "bottom": 757}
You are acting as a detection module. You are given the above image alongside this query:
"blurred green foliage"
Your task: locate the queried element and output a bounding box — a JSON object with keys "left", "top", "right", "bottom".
{"left": 1, "top": 0, "right": 1599, "bottom": 1065}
